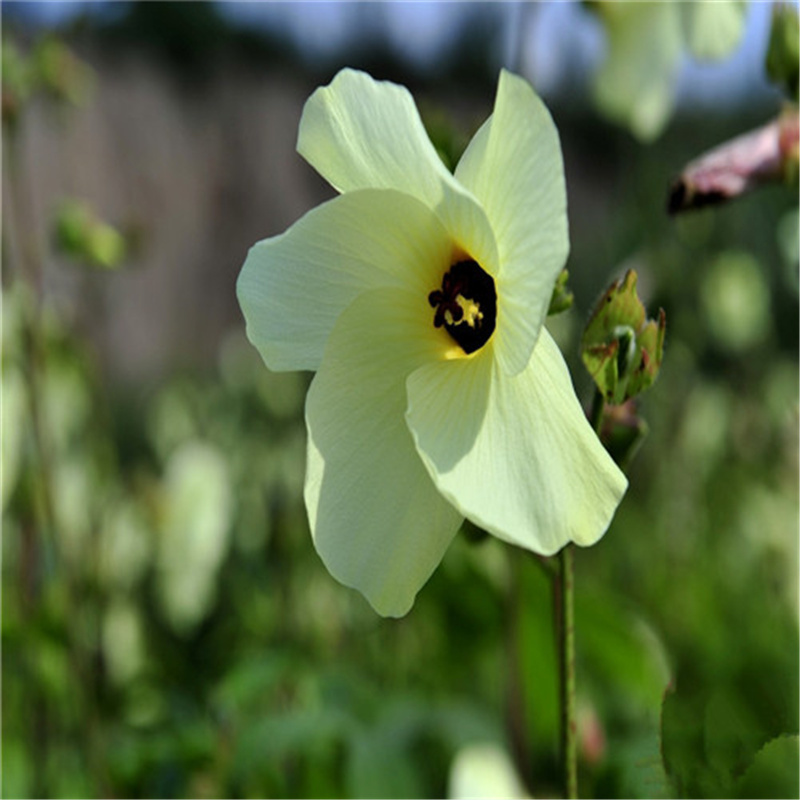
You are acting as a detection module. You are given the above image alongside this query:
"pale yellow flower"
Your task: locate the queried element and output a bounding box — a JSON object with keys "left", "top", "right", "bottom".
{"left": 238, "top": 69, "right": 627, "bottom": 616}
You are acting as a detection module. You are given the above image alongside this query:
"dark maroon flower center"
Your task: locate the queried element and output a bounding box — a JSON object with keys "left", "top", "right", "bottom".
{"left": 428, "top": 259, "right": 496, "bottom": 354}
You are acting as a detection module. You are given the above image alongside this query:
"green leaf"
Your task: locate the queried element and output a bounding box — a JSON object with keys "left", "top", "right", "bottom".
{"left": 733, "top": 735, "right": 800, "bottom": 799}
{"left": 2, "top": 38, "right": 35, "bottom": 126}
{"left": 54, "top": 199, "right": 126, "bottom": 270}
{"left": 766, "top": 3, "right": 800, "bottom": 101}
{"left": 627, "top": 311, "right": 667, "bottom": 397}
{"left": 213, "top": 653, "right": 296, "bottom": 718}
{"left": 1, "top": 366, "right": 26, "bottom": 510}
{"left": 705, "top": 688, "right": 765, "bottom": 790}
{"left": 88, "top": 222, "right": 126, "bottom": 269}
{"left": 516, "top": 557, "right": 559, "bottom": 755}
{"left": 547, "top": 268, "right": 575, "bottom": 316}
{"left": 577, "top": 592, "right": 670, "bottom": 717}
{"left": 661, "top": 682, "right": 707, "bottom": 797}
{"left": 0, "top": 737, "right": 34, "bottom": 799}
{"left": 346, "top": 728, "right": 424, "bottom": 799}
{"left": 33, "top": 36, "right": 94, "bottom": 107}
{"left": 662, "top": 658, "right": 799, "bottom": 798}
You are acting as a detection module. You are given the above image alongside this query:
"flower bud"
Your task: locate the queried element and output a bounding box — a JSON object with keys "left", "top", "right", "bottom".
{"left": 581, "top": 270, "right": 666, "bottom": 405}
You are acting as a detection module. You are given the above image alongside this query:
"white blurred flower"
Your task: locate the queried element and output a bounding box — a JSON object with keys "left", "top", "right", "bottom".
{"left": 448, "top": 743, "right": 529, "bottom": 799}
{"left": 156, "top": 441, "right": 232, "bottom": 633}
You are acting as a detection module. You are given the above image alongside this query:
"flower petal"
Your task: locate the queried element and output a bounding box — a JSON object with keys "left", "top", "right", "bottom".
{"left": 297, "top": 68, "right": 500, "bottom": 276}
{"left": 237, "top": 188, "right": 453, "bottom": 372}
{"left": 298, "top": 68, "right": 453, "bottom": 204}
{"left": 591, "top": 3, "right": 683, "bottom": 142}
{"left": 305, "top": 288, "right": 462, "bottom": 617}
{"left": 406, "top": 328, "right": 627, "bottom": 555}
{"left": 455, "top": 70, "right": 569, "bottom": 376}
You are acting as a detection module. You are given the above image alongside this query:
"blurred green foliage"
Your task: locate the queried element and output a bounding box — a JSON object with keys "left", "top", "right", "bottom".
{"left": 548, "top": 269, "right": 576, "bottom": 317}
{"left": 766, "top": 3, "right": 800, "bottom": 101}
{"left": 2, "top": 34, "right": 93, "bottom": 127}
{"left": 54, "top": 200, "right": 127, "bottom": 270}
{"left": 2, "top": 5, "right": 799, "bottom": 799}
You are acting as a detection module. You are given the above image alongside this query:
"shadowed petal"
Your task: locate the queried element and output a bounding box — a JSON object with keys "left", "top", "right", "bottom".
{"left": 406, "top": 328, "right": 627, "bottom": 555}
{"left": 455, "top": 70, "right": 569, "bottom": 376}
{"left": 237, "top": 188, "right": 453, "bottom": 372}
{"left": 305, "top": 288, "right": 461, "bottom": 617}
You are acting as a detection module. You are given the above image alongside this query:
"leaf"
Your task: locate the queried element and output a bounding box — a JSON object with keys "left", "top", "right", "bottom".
{"left": 766, "top": 3, "right": 800, "bottom": 101}
{"left": 212, "top": 653, "right": 296, "bottom": 718}
{"left": 627, "top": 309, "right": 667, "bottom": 397}
{"left": 547, "top": 268, "right": 574, "bottom": 316}
{"left": 347, "top": 728, "right": 424, "bottom": 800}
{"left": 516, "top": 557, "right": 559, "bottom": 754}
{"left": 661, "top": 682, "right": 708, "bottom": 797}
{"left": 1, "top": 366, "right": 26, "bottom": 510}
{"left": 704, "top": 688, "right": 765, "bottom": 787}
{"left": 53, "top": 199, "right": 126, "bottom": 270}
{"left": 577, "top": 593, "right": 670, "bottom": 717}
{"left": 733, "top": 735, "right": 800, "bottom": 799}
{"left": 661, "top": 655, "right": 799, "bottom": 798}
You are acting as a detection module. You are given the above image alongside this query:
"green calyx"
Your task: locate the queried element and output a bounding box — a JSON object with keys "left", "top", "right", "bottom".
{"left": 581, "top": 269, "right": 666, "bottom": 405}
{"left": 548, "top": 268, "right": 575, "bottom": 316}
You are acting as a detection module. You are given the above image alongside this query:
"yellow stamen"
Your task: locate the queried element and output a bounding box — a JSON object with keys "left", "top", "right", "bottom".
{"left": 453, "top": 295, "right": 483, "bottom": 328}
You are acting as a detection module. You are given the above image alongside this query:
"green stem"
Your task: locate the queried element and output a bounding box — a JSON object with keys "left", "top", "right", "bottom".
{"left": 590, "top": 387, "right": 606, "bottom": 436}
{"left": 559, "top": 543, "right": 577, "bottom": 799}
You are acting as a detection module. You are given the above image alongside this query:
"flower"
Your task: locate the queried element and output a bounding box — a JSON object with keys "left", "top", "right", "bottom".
{"left": 237, "top": 68, "right": 627, "bottom": 617}
{"left": 590, "top": 0, "right": 747, "bottom": 141}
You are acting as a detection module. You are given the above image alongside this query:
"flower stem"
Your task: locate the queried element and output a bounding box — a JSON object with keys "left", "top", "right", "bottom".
{"left": 559, "top": 543, "right": 577, "bottom": 799}
{"left": 590, "top": 387, "right": 606, "bottom": 435}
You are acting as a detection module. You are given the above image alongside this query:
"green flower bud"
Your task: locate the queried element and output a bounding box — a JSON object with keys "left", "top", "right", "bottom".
{"left": 581, "top": 270, "right": 666, "bottom": 405}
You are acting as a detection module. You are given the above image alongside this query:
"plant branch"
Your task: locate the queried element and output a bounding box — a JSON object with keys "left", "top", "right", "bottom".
{"left": 590, "top": 387, "right": 606, "bottom": 436}
{"left": 558, "top": 544, "right": 577, "bottom": 800}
